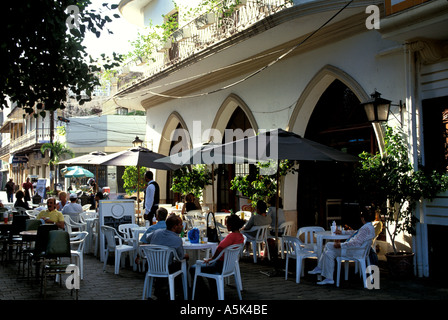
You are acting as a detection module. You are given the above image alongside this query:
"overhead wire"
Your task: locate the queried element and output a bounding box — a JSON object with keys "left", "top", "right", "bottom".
{"left": 114, "top": 0, "right": 354, "bottom": 101}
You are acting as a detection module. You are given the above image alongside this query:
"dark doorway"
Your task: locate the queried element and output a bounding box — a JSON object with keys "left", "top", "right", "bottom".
{"left": 297, "top": 80, "right": 378, "bottom": 229}
{"left": 217, "top": 107, "right": 254, "bottom": 211}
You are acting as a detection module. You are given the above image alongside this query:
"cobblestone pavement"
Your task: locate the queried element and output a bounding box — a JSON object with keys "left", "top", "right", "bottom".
{"left": 1, "top": 252, "right": 447, "bottom": 316}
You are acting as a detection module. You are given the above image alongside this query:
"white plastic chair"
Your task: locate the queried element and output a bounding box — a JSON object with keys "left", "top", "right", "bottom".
{"left": 242, "top": 225, "right": 270, "bottom": 263}
{"left": 336, "top": 239, "right": 373, "bottom": 288}
{"left": 296, "top": 226, "right": 325, "bottom": 251}
{"left": 192, "top": 244, "right": 244, "bottom": 300}
{"left": 283, "top": 235, "right": 319, "bottom": 283}
{"left": 118, "top": 223, "right": 139, "bottom": 245}
{"left": 140, "top": 245, "right": 188, "bottom": 300}
{"left": 63, "top": 215, "right": 87, "bottom": 233}
{"left": 70, "top": 231, "right": 89, "bottom": 280}
{"left": 268, "top": 220, "right": 295, "bottom": 259}
{"left": 101, "top": 225, "right": 135, "bottom": 275}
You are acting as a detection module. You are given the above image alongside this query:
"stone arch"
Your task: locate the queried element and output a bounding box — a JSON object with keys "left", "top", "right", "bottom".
{"left": 287, "top": 64, "right": 384, "bottom": 149}
{"left": 157, "top": 111, "right": 192, "bottom": 204}
{"left": 211, "top": 93, "right": 258, "bottom": 138}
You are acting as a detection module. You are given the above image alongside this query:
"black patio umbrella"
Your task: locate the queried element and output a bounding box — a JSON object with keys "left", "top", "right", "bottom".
{"left": 100, "top": 147, "right": 180, "bottom": 223}
{"left": 200, "top": 128, "right": 359, "bottom": 240}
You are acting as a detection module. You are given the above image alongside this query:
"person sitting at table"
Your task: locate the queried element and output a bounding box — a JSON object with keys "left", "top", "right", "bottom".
{"left": 181, "top": 193, "right": 200, "bottom": 214}
{"left": 14, "top": 190, "right": 31, "bottom": 210}
{"left": 36, "top": 197, "right": 65, "bottom": 230}
{"left": 140, "top": 207, "right": 168, "bottom": 244}
{"left": 194, "top": 214, "right": 245, "bottom": 274}
{"left": 241, "top": 200, "right": 272, "bottom": 237}
{"left": 308, "top": 210, "right": 376, "bottom": 285}
{"left": 145, "top": 213, "right": 189, "bottom": 299}
{"left": 57, "top": 191, "right": 68, "bottom": 211}
{"left": 62, "top": 193, "right": 83, "bottom": 223}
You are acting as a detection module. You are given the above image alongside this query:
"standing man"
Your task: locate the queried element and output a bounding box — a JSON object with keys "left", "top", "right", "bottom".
{"left": 143, "top": 170, "right": 159, "bottom": 225}
{"left": 5, "top": 178, "right": 15, "bottom": 203}
{"left": 22, "top": 177, "right": 33, "bottom": 202}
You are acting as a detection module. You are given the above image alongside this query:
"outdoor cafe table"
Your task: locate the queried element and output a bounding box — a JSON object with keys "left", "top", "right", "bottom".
{"left": 315, "top": 230, "right": 352, "bottom": 257}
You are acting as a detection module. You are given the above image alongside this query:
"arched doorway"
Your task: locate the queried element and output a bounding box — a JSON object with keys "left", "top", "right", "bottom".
{"left": 217, "top": 106, "right": 254, "bottom": 211}
{"left": 297, "top": 79, "right": 378, "bottom": 229}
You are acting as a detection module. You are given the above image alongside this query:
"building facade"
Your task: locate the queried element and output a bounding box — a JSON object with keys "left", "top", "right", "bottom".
{"left": 115, "top": 0, "right": 447, "bottom": 278}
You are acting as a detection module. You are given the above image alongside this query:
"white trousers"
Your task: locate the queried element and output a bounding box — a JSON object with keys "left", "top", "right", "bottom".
{"left": 317, "top": 242, "right": 341, "bottom": 280}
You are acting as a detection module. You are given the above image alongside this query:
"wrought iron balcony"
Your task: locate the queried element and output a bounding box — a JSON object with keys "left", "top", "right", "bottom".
{"left": 116, "top": 0, "right": 293, "bottom": 92}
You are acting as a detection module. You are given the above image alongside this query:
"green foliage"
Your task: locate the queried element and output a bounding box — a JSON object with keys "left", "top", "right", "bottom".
{"left": 41, "top": 141, "right": 75, "bottom": 166}
{"left": 355, "top": 126, "right": 448, "bottom": 254}
{"left": 171, "top": 165, "right": 212, "bottom": 199}
{"left": 122, "top": 166, "right": 148, "bottom": 196}
{"left": 1, "top": 0, "right": 123, "bottom": 113}
{"left": 231, "top": 160, "right": 296, "bottom": 205}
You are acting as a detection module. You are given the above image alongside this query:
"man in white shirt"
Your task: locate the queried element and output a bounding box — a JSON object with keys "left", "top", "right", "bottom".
{"left": 62, "top": 193, "right": 83, "bottom": 223}
{"left": 308, "top": 211, "right": 376, "bottom": 285}
{"left": 143, "top": 171, "right": 159, "bottom": 224}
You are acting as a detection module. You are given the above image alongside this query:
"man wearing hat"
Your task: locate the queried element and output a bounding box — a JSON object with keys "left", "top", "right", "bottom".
{"left": 62, "top": 193, "right": 83, "bottom": 223}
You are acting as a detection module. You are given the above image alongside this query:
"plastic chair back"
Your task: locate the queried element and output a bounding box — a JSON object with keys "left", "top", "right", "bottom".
{"left": 221, "top": 244, "right": 244, "bottom": 277}
{"left": 26, "top": 219, "right": 42, "bottom": 231}
{"left": 141, "top": 245, "right": 176, "bottom": 276}
{"left": 11, "top": 214, "right": 29, "bottom": 235}
{"left": 283, "top": 235, "right": 301, "bottom": 255}
{"left": 297, "top": 226, "right": 324, "bottom": 249}
{"left": 70, "top": 231, "right": 88, "bottom": 252}
{"left": 45, "top": 230, "right": 71, "bottom": 258}
{"left": 253, "top": 225, "right": 270, "bottom": 242}
{"left": 101, "top": 225, "right": 118, "bottom": 250}
{"left": 118, "top": 223, "right": 139, "bottom": 244}
{"left": 34, "top": 224, "right": 58, "bottom": 256}
{"left": 280, "top": 221, "right": 295, "bottom": 236}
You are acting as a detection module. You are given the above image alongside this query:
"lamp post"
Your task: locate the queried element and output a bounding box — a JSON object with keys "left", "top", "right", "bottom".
{"left": 132, "top": 136, "right": 144, "bottom": 225}
{"left": 132, "top": 136, "right": 144, "bottom": 148}
{"left": 361, "top": 91, "right": 392, "bottom": 123}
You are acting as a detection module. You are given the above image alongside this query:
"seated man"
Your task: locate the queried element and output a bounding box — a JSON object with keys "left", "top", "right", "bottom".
{"left": 145, "top": 213, "right": 189, "bottom": 299}
{"left": 62, "top": 193, "right": 83, "bottom": 223}
{"left": 140, "top": 207, "right": 168, "bottom": 244}
{"left": 36, "top": 197, "right": 65, "bottom": 229}
{"left": 309, "top": 211, "right": 376, "bottom": 285}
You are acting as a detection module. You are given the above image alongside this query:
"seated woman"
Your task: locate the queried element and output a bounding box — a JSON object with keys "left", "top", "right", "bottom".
{"left": 181, "top": 193, "right": 200, "bottom": 214}
{"left": 192, "top": 214, "right": 245, "bottom": 274}
{"left": 14, "top": 190, "right": 31, "bottom": 210}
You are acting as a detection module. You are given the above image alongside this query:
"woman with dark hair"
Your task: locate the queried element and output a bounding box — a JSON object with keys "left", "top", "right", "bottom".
{"left": 194, "top": 214, "right": 245, "bottom": 274}
{"left": 14, "top": 190, "right": 31, "bottom": 210}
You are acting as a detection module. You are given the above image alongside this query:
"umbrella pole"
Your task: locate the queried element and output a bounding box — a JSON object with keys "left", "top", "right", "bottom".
{"left": 212, "top": 164, "right": 215, "bottom": 213}
{"left": 137, "top": 165, "right": 140, "bottom": 225}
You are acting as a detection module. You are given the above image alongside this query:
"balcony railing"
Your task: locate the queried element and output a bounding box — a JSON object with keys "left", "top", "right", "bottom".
{"left": 9, "top": 128, "right": 51, "bottom": 154}
{"left": 117, "top": 0, "right": 293, "bottom": 91}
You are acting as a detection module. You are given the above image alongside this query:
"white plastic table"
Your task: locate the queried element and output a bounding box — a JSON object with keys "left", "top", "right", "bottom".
{"left": 315, "top": 230, "right": 352, "bottom": 257}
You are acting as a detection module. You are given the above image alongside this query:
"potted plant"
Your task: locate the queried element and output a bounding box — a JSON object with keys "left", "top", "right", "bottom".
{"left": 355, "top": 126, "right": 448, "bottom": 278}
{"left": 171, "top": 165, "right": 213, "bottom": 200}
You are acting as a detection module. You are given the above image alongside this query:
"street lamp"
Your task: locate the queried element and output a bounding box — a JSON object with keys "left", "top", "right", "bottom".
{"left": 361, "top": 91, "right": 392, "bottom": 123}
{"left": 132, "top": 136, "right": 143, "bottom": 148}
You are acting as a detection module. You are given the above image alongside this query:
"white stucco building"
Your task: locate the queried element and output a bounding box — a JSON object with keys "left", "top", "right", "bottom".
{"left": 114, "top": 0, "right": 448, "bottom": 278}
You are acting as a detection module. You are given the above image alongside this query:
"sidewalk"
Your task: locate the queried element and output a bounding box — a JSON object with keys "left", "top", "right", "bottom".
{"left": 1, "top": 252, "right": 448, "bottom": 302}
